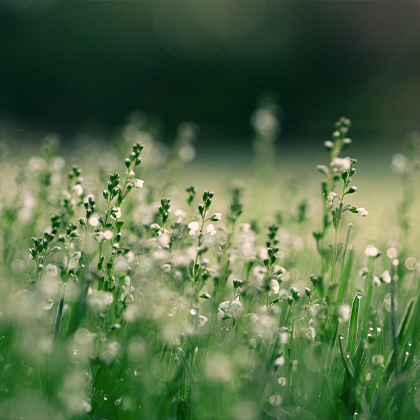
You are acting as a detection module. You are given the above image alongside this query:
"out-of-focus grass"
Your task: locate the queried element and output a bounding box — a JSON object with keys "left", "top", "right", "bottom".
{"left": 0, "top": 116, "right": 419, "bottom": 420}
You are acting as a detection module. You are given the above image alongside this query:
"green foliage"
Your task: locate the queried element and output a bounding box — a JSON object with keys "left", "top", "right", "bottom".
{"left": 0, "top": 118, "right": 419, "bottom": 420}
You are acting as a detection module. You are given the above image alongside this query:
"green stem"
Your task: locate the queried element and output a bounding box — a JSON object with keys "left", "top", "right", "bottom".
{"left": 361, "top": 257, "right": 375, "bottom": 337}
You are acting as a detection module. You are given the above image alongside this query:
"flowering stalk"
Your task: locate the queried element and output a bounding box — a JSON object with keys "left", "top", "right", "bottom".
{"left": 214, "top": 187, "right": 242, "bottom": 301}
{"left": 313, "top": 118, "right": 367, "bottom": 299}
{"left": 98, "top": 143, "right": 143, "bottom": 291}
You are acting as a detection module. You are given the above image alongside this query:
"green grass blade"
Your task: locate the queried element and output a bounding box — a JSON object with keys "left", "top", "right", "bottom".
{"left": 339, "top": 334, "right": 355, "bottom": 380}
{"left": 337, "top": 245, "right": 354, "bottom": 306}
{"left": 397, "top": 298, "right": 414, "bottom": 349}
{"left": 347, "top": 292, "right": 361, "bottom": 359}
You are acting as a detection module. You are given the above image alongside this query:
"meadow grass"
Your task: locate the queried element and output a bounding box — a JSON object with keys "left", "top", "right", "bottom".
{"left": 0, "top": 112, "right": 419, "bottom": 420}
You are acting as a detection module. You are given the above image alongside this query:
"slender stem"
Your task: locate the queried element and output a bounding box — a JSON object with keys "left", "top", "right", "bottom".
{"left": 390, "top": 259, "right": 399, "bottom": 373}
{"left": 53, "top": 282, "right": 67, "bottom": 342}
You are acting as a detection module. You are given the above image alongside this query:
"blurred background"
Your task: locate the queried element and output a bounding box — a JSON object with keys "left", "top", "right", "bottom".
{"left": 0, "top": 0, "right": 420, "bottom": 155}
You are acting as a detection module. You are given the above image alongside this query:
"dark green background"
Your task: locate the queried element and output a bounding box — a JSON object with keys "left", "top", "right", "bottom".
{"left": 1, "top": 1, "right": 420, "bottom": 146}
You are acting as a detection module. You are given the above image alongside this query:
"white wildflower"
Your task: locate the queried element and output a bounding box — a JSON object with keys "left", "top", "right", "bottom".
{"left": 337, "top": 304, "right": 351, "bottom": 322}
{"left": 84, "top": 194, "right": 94, "bottom": 205}
{"left": 217, "top": 297, "right": 242, "bottom": 321}
{"left": 72, "top": 184, "right": 83, "bottom": 196}
{"left": 331, "top": 157, "right": 351, "bottom": 173}
{"left": 44, "top": 299, "right": 54, "bottom": 310}
{"left": 279, "top": 331, "right": 289, "bottom": 344}
{"left": 103, "top": 230, "right": 113, "bottom": 240}
{"left": 89, "top": 216, "right": 100, "bottom": 227}
{"left": 45, "top": 264, "right": 58, "bottom": 277}
{"left": 365, "top": 245, "right": 380, "bottom": 258}
{"left": 158, "top": 233, "right": 170, "bottom": 248}
{"left": 357, "top": 207, "right": 368, "bottom": 217}
{"left": 199, "top": 315, "right": 208, "bottom": 326}
{"left": 88, "top": 290, "right": 114, "bottom": 313}
{"left": 133, "top": 179, "right": 144, "bottom": 189}
{"left": 270, "top": 279, "right": 280, "bottom": 294}
{"left": 112, "top": 207, "right": 122, "bottom": 219}
{"left": 381, "top": 270, "right": 392, "bottom": 284}
{"left": 188, "top": 221, "right": 201, "bottom": 237}
{"left": 150, "top": 223, "right": 162, "bottom": 234}
{"left": 274, "top": 356, "right": 285, "bottom": 367}
{"left": 327, "top": 191, "right": 338, "bottom": 203}
{"left": 372, "top": 276, "right": 381, "bottom": 287}
{"left": 206, "top": 224, "right": 217, "bottom": 236}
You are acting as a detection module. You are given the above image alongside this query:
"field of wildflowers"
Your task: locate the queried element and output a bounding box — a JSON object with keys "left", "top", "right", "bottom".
{"left": 0, "top": 107, "right": 420, "bottom": 420}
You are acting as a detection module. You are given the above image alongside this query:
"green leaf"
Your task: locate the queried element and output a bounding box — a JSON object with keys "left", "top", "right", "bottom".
{"left": 397, "top": 298, "right": 414, "bottom": 349}
{"left": 337, "top": 245, "right": 354, "bottom": 306}
{"left": 338, "top": 335, "right": 355, "bottom": 380}
{"left": 347, "top": 292, "right": 361, "bottom": 359}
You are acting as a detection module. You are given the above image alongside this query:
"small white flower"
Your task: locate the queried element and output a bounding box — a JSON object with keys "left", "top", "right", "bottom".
{"left": 161, "top": 263, "right": 171, "bottom": 273}
{"left": 199, "top": 315, "right": 208, "bottom": 326}
{"left": 365, "top": 245, "right": 380, "bottom": 258}
{"left": 381, "top": 270, "right": 392, "bottom": 284}
{"left": 206, "top": 224, "right": 217, "bottom": 236}
{"left": 89, "top": 216, "right": 100, "bottom": 227}
{"left": 331, "top": 157, "right": 351, "bottom": 173}
{"left": 357, "top": 207, "right": 368, "bottom": 217}
{"left": 372, "top": 276, "right": 381, "bottom": 287}
{"left": 212, "top": 213, "right": 222, "bottom": 221}
{"left": 150, "top": 223, "right": 162, "bottom": 233}
{"left": 111, "top": 207, "right": 122, "bottom": 219}
{"left": 72, "top": 184, "right": 83, "bottom": 196}
{"left": 46, "top": 264, "right": 58, "bottom": 277}
{"left": 188, "top": 221, "right": 201, "bottom": 237}
{"left": 121, "top": 287, "right": 134, "bottom": 303}
{"left": 88, "top": 290, "right": 114, "bottom": 313}
{"left": 337, "top": 304, "right": 351, "bottom": 322}
{"left": 158, "top": 233, "right": 170, "bottom": 248}
{"left": 270, "top": 279, "right": 280, "bottom": 294}
{"left": 103, "top": 230, "right": 113, "bottom": 240}
{"left": 44, "top": 299, "right": 54, "bottom": 310}
{"left": 279, "top": 331, "right": 289, "bottom": 344}
{"left": 274, "top": 356, "right": 285, "bottom": 367}
{"left": 217, "top": 297, "right": 242, "bottom": 321}
{"left": 133, "top": 179, "right": 144, "bottom": 189}
{"left": 84, "top": 194, "right": 95, "bottom": 204}
{"left": 327, "top": 191, "right": 338, "bottom": 203}
{"left": 230, "top": 296, "right": 242, "bottom": 313}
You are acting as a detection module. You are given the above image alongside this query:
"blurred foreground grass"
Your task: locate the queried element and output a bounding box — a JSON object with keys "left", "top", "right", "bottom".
{"left": 0, "top": 114, "right": 420, "bottom": 420}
